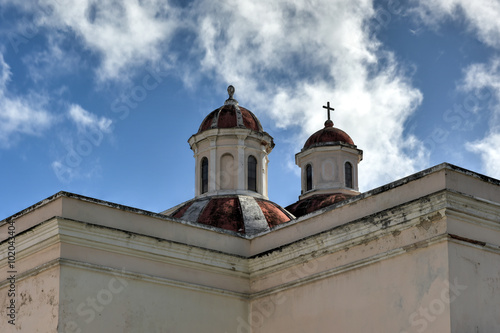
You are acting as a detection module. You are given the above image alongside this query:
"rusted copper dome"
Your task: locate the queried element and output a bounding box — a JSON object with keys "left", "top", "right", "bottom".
{"left": 168, "top": 195, "right": 294, "bottom": 235}
{"left": 198, "top": 104, "right": 264, "bottom": 133}
{"left": 197, "top": 85, "right": 264, "bottom": 134}
{"left": 303, "top": 121, "right": 355, "bottom": 150}
{"left": 286, "top": 193, "right": 354, "bottom": 218}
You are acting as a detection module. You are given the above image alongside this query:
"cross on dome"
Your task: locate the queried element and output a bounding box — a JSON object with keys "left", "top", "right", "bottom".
{"left": 323, "top": 101, "right": 334, "bottom": 120}
{"left": 323, "top": 101, "right": 334, "bottom": 127}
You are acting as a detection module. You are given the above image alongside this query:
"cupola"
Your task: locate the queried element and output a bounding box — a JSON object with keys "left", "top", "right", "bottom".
{"left": 188, "top": 85, "right": 275, "bottom": 199}
{"left": 163, "top": 86, "right": 294, "bottom": 235}
{"left": 286, "top": 102, "right": 363, "bottom": 217}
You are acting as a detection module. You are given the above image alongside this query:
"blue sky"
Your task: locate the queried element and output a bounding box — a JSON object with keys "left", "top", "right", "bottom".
{"left": 1, "top": 0, "right": 500, "bottom": 219}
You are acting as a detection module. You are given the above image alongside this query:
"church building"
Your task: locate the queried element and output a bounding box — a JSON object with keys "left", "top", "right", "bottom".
{"left": 1, "top": 86, "right": 500, "bottom": 332}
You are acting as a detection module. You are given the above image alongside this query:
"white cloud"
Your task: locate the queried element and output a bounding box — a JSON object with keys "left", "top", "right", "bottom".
{"left": 51, "top": 152, "right": 104, "bottom": 184}
{"left": 0, "top": 53, "right": 53, "bottom": 147}
{"left": 22, "top": 32, "right": 82, "bottom": 83}
{"left": 2, "top": 0, "right": 429, "bottom": 189}
{"left": 5, "top": 0, "right": 182, "bottom": 82}
{"left": 191, "top": 0, "right": 427, "bottom": 190}
{"left": 461, "top": 57, "right": 500, "bottom": 101}
{"left": 466, "top": 133, "right": 500, "bottom": 178}
{"left": 51, "top": 105, "right": 111, "bottom": 183}
{"left": 461, "top": 57, "right": 500, "bottom": 178}
{"left": 409, "top": 0, "right": 500, "bottom": 179}
{"left": 410, "top": 0, "right": 500, "bottom": 50}
{"left": 68, "top": 104, "right": 112, "bottom": 133}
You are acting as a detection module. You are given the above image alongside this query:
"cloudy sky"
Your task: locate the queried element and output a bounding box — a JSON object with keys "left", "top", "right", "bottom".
{"left": 1, "top": 0, "right": 499, "bottom": 219}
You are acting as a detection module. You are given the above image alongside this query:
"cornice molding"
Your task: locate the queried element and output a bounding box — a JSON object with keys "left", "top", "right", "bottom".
{"left": 59, "top": 258, "right": 249, "bottom": 300}
{"left": 249, "top": 191, "right": 449, "bottom": 275}
{"left": 55, "top": 217, "right": 250, "bottom": 276}
{"left": 445, "top": 190, "right": 500, "bottom": 230}
{"left": 249, "top": 233, "right": 450, "bottom": 299}
{"left": 0, "top": 217, "right": 61, "bottom": 266}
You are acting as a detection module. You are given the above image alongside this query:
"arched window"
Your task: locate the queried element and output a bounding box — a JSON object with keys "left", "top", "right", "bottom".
{"left": 345, "top": 162, "right": 353, "bottom": 189}
{"left": 306, "top": 164, "right": 313, "bottom": 191}
{"left": 248, "top": 155, "right": 257, "bottom": 192}
{"left": 201, "top": 157, "right": 208, "bottom": 194}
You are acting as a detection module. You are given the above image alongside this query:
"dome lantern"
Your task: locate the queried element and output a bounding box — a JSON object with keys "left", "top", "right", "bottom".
{"left": 163, "top": 85, "right": 293, "bottom": 235}
{"left": 188, "top": 86, "right": 275, "bottom": 199}
{"left": 295, "top": 102, "right": 363, "bottom": 200}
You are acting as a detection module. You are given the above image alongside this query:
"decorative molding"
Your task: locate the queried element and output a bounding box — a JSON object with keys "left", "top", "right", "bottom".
{"left": 59, "top": 258, "right": 249, "bottom": 300}
{"left": 445, "top": 190, "right": 500, "bottom": 230}
{"left": 55, "top": 217, "right": 250, "bottom": 276}
{"left": 249, "top": 191, "right": 449, "bottom": 275}
{"left": 0, "top": 258, "right": 60, "bottom": 289}
{"left": 249, "top": 234, "right": 450, "bottom": 300}
{"left": 0, "top": 217, "right": 61, "bottom": 264}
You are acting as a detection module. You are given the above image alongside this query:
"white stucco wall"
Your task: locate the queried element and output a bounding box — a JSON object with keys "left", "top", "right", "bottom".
{"left": 448, "top": 241, "right": 500, "bottom": 332}
{"left": 249, "top": 241, "right": 452, "bottom": 333}
{"left": 58, "top": 265, "right": 248, "bottom": 333}
{"left": 0, "top": 266, "right": 60, "bottom": 333}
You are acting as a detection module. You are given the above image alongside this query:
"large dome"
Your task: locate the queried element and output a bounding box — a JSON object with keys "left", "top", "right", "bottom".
{"left": 168, "top": 195, "right": 294, "bottom": 235}
{"left": 303, "top": 120, "right": 355, "bottom": 150}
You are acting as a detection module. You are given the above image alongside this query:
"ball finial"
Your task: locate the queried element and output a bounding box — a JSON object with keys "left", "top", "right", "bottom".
{"left": 224, "top": 85, "right": 238, "bottom": 105}
{"left": 227, "top": 85, "right": 235, "bottom": 99}
{"left": 324, "top": 119, "right": 334, "bottom": 127}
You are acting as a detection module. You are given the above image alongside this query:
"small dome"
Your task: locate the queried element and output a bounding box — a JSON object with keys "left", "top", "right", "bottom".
{"left": 197, "top": 85, "right": 264, "bottom": 134}
{"left": 169, "top": 195, "right": 294, "bottom": 235}
{"left": 286, "top": 193, "right": 354, "bottom": 218}
{"left": 198, "top": 104, "right": 263, "bottom": 133}
{"left": 303, "top": 123, "right": 355, "bottom": 150}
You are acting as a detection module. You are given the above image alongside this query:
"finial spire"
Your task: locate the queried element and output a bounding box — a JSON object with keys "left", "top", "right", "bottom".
{"left": 224, "top": 85, "right": 238, "bottom": 105}
{"left": 228, "top": 85, "right": 235, "bottom": 99}
{"left": 323, "top": 101, "right": 334, "bottom": 127}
